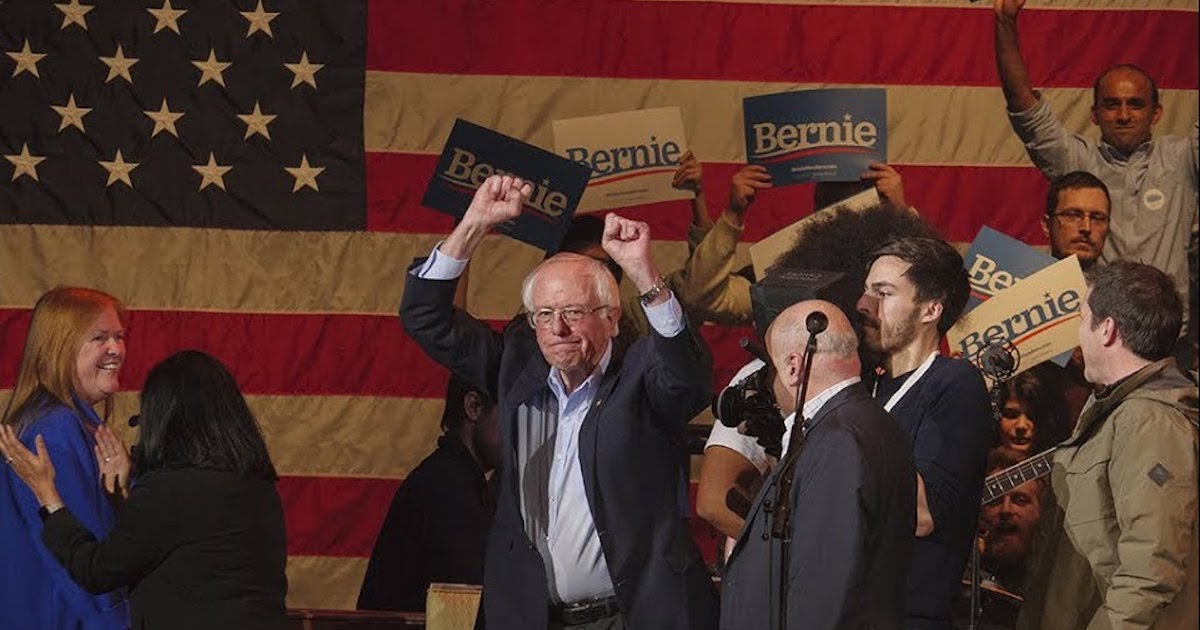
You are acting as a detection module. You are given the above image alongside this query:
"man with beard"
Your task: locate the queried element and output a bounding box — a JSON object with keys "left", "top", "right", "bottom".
{"left": 856, "top": 237, "right": 993, "bottom": 630}
{"left": 1043, "top": 171, "right": 1110, "bottom": 272}
{"left": 720, "top": 301, "right": 916, "bottom": 629}
{"left": 978, "top": 448, "right": 1046, "bottom": 595}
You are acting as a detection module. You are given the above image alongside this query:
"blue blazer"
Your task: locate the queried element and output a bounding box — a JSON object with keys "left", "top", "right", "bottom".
{"left": 720, "top": 384, "right": 916, "bottom": 630}
{"left": 1, "top": 397, "right": 129, "bottom": 629}
{"left": 402, "top": 267, "right": 718, "bottom": 630}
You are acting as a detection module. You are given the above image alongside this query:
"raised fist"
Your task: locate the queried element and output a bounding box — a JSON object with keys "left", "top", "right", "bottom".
{"left": 464, "top": 175, "right": 533, "bottom": 228}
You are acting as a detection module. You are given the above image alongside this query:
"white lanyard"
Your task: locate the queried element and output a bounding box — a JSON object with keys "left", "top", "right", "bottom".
{"left": 875, "top": 351, "right": 938, "bottom": 412}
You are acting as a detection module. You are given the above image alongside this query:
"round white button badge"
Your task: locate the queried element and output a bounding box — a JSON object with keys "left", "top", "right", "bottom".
{"left": 1143, "top": 188, "right": 1166, "bottom": 211}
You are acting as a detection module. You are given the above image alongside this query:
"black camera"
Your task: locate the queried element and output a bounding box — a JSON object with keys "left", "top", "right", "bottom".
{"left": 711, "top": 361, "right": 785, "bottom": 458}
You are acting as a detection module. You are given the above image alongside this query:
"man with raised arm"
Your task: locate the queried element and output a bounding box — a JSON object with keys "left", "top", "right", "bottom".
{"left": 993, "top": 0, "right": 1198, "bottom": 347}
{"left": 401, "top": 175, "right": 717, "bottom": 629}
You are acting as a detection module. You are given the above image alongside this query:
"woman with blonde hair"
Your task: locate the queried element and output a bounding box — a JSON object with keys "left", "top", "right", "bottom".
{"left": 1, "top": 287, "right": 131, "bottom": 629}
{"left": 2, "top": 350, "right": 287, "bottom": 630}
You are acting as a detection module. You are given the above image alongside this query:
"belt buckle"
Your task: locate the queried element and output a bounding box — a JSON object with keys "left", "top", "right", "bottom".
{"left": 559, "top": 596, "right": 618, "bottom": 626}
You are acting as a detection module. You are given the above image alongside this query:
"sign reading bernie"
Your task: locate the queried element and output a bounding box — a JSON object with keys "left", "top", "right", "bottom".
{"left": 948, "top": 256, "right": 1087, "bottom": 376}
{"left": 423, "top": 119, "right": 591, "bottom": 252}
{"left": 963, "top": 227, "right": 1060, "bottom": 312}
{"left": 553, "top": 107, "right": 692, "bottom": 212}
{"left": 743, "top": 88, "right": 887, "bottom": 186}
{"left": 962, "top": 226, "right": 1072, "bottom": 366}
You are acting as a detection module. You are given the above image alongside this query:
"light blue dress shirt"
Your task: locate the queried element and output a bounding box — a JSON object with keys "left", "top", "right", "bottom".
{"left": 416, "top": 243, "right": 685, "bottom": 603}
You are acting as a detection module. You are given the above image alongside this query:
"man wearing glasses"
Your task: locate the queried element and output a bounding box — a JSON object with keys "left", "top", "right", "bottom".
{"left": 1043, "top": 171, "right": 1111, "bottom": 270}
{"left": 401, "top": 175, "right": 717, "bottom": 630}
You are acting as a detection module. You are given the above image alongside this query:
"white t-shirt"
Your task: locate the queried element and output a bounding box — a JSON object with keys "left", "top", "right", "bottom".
{"left": 704, "top": 359, "right": 779, "bottom": 473}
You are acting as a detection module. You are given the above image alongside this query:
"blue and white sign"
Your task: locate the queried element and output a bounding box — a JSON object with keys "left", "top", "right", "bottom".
{"left": 422, "top": 119, "right": 591, "bottom": 252}
{"left": 962, "top": 226, "right": 1071, "bottom": 366}
{"left": 743, "top": 88, "right": 886, "bottom": 186}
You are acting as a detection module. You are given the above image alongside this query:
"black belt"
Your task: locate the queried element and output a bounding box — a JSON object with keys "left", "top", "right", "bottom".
{"left": 548, "top": 595, "right": 621, "bottom": 626}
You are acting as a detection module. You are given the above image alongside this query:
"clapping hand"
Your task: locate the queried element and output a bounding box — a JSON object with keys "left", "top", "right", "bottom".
{"left": 95, "top": 424, "right": 132, "bottom": 499}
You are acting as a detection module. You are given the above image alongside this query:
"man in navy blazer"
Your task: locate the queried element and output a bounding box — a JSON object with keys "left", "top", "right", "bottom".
{"left": 721, "top": 300, "right": 916, "bottom": 630}
{"left": 401, "top": 175, "right": 717, "bottom": 629}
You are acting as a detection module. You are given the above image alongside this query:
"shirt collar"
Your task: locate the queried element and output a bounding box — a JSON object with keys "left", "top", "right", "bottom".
{"left": 1098, "top": 138, "right": 1153, "bottom": 163}
{"left": 802, "top": 376, "right": 861, "bottom": 426}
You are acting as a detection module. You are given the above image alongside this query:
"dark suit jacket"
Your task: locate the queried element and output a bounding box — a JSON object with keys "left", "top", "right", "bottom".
{"left": 41, "top": 467, "right": 287, "bottom": 630}
{"left": 401, "top": 267, "right": 718, "bottom": 630}
{"left": 720, "top": 383, "right": 916, "bottom": 630}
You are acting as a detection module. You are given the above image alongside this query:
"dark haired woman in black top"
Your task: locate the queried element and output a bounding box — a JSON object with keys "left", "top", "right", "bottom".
{"left": 1, "top": 350, "right": 287, "bottom": 630}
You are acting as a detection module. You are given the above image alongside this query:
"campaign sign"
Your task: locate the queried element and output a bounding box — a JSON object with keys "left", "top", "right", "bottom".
{"left": 962, "top": 226, "right": 1071, "bottom": 366}
{"left": 552, "top": 107, "right": 692, "bottom": 212}
{"left": 948, "top": 256, "right": 1087, "bottom": 377}
{"left": 743, "top": 88, "right": 886, "bottom": 186}
{"left": 422, "top": 119, "right": 591, "bottom": 252}
{"left": 963, "top": 226, "right": 1059, "bottom": 312}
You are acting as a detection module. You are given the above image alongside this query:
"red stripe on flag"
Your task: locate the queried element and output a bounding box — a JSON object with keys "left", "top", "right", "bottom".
{"left": 279, "top": 475, "right": 400, "bottom": 557}
{"left": 1, "top": 311, "right": 754, "bottom": 397}
{"left": 366, "top": 0, "right": 1198, "bottom": 89}
{"left": 367, "top": 152, "right": 1052, "bottom": 245}
{"left": 0, "top": 309, "right": 448, "bottom": 397}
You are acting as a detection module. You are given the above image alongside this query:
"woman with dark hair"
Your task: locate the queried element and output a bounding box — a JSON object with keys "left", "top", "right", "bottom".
{"left": 995, "top": 364, "right": 1070, "bottom": 456}
{"left": 0, "top": 286, "right": 131, "bottom": 629}
{"left": 0, "top": 350, "right": 287, "bottom": 630}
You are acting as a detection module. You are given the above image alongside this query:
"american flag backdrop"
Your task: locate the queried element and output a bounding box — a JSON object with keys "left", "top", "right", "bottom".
{"left": 2, "top": 0, "right": 1196, "bottom": 610}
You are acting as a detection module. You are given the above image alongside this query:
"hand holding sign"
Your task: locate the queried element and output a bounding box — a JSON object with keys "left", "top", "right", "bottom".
{"left": 602, "top": 214, "right": 659, "bottom": 292}
{"left": 671, "top": 150, "right": 703, "bottom": 194}
{"left": 860, "top": 162, "right": 907, "bottom": 211}
{"left": 464, "top": 175, "right": 533, "bottom": 229}
{"left": 729, "top": 165, "right": 772, "bottom": 216}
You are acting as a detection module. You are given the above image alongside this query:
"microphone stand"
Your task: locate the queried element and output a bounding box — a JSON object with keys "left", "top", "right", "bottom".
{"left": 768, "top": 313, "right": 826, "bottom": 630}
{"left": 967, "top": 340, "right": 1019, "bottom": 630}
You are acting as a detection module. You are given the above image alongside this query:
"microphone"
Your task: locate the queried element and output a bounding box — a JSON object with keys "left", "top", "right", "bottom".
{"left": 805, "top": 311, "right": 829, "bottom": 335}
{"left": 975, "top": 339, "right": 1019, "bottom": 383}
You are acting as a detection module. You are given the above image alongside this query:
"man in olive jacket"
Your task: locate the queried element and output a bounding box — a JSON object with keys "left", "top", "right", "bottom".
{"left": 1028, "top": 262, "right": 1198, "bottom": 630}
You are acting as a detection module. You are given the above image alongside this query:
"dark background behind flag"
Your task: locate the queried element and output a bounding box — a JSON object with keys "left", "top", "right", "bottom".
{"left": 2, "top": 0, "right": 1197, "bottom": 609}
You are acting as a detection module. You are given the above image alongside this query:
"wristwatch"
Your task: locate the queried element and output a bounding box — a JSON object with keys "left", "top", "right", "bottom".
{"left": 638, "top": 277, "right": 669, "bottom": 306}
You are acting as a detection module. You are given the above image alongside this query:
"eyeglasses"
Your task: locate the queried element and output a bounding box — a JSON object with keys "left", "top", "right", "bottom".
{"left": 527, "top": 305, "right": 612, "bottom": 329}
{"left": 1052, "top": 209, "right": 1110, "bottom": 226}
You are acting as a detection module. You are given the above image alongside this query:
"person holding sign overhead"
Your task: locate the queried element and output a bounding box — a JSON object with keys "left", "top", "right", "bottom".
{"left": 401, "top": 175, "right": 717, "bottom": 629}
